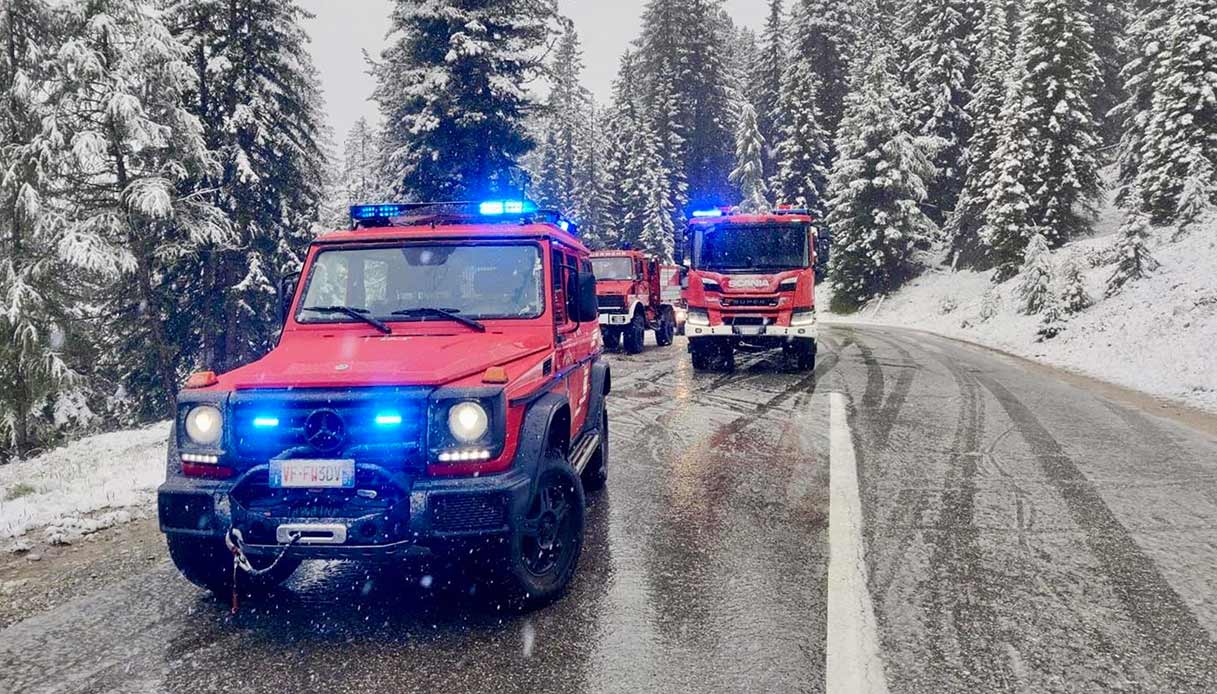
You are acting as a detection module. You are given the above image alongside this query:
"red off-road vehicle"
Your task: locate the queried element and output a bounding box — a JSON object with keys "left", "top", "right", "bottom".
{"left": 158, "top": 200, "right": 610, "bottom": 608}
{"left": 589, "top": 249, "right": 679, "bottom": 353}
{"left": 682, "top": 207, "right": 830, "bottom": 371}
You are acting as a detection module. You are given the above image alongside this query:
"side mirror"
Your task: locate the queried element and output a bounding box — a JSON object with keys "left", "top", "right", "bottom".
{"left": 574, "top": 270, "right": 599, "bottom": 323}
{"left": 814, "top": 230, "right": 832, "bottom": 283}
{"left": 279, "top": 272, "right": 300, "bottom": 324}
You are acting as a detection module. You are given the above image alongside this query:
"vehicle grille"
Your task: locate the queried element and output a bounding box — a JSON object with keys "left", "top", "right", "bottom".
{"left": 722, "top": 297, "right": 778, "bottom": 307}
{"left": 229, "top": 387, "right": 429, "bottom": 467}
{"left": 597, "top": 295, "right": 626, "bottom": 312}
{"left": 431, "top": 493, "right": 508, "bottom": 532}
{"left": 726, "top": 316, "right": 769, "bottom": 327}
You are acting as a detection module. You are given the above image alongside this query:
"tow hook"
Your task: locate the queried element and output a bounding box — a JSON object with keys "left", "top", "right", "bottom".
{"left": 224, "top": 527, "right": 300, "bottom": 614}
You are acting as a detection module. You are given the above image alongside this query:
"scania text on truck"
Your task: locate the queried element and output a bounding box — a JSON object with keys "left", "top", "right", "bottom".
{"left": 681, "top": 207, "right": 830, "bottom": 371}
{"left": 158, "top": 200, "right": 611, "bottom": 609}
{"left": 589, "top": 249, "right": 679, "bottom": 353}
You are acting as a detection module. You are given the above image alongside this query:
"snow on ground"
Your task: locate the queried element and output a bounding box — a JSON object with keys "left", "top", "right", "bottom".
{"left": 824, "top": 210, "right": 1217, "bottom": 413}
{"left": 0, "top": 422, "right": 169, "bottom": 543}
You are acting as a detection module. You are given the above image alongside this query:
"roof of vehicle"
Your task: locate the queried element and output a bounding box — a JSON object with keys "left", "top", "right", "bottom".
{"left": 313, "top": 221, "right": 588, "bottom": 252}
{"left": 687, "top": 212, "right": 815, "bottom": 226}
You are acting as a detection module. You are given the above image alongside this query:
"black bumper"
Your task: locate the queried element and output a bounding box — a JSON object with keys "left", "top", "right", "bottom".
{"left": 158, "top": 464, "right": 532, "bottom": 562}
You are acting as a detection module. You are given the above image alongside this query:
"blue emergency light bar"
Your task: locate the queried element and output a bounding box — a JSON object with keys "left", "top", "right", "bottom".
{"left": 691, "top": 209, "right": 724, "bottom": 218}
{"left": 479, "top": 200, "right": 536, "bottom": 216}
{"left": 351, "top": 203, "right": 414, "bottom": 220}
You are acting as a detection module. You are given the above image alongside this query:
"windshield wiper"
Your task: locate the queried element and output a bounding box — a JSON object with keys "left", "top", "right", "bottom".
{"left": 300, "top": 305, "right": 392, "bottom": 334}
{"left": 390, "top": 307, "right": 486, "bottom": 333}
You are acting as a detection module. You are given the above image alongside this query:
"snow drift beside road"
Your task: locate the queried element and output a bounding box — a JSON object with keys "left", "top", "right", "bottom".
{"left": 825, "top": 213, "right": 1217, "bottom": 413}
{"left": 0, "top": 423, "right": 169, "bottom": 540}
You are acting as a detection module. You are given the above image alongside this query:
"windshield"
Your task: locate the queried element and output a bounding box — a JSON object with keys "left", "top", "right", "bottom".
{"left": 298, "top": 244, "right": 544, "bottom": 322}
{"left": 692, "top": 224, "right": 810, "bottom": 271}
{"left": 591, "top": 256, "right": 635, "bottom": 280}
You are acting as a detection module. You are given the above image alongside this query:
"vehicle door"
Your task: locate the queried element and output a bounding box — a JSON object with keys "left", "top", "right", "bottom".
{"left": 552, "top": 246, "right": 592, "bottom": 438}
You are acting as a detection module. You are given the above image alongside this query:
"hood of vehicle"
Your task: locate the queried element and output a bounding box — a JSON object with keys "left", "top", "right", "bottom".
{"left": 700, "top": 269, "right": 803, "bottom": 293}
{"left": 220, "top": 330, "right": 552, "bottom": 390}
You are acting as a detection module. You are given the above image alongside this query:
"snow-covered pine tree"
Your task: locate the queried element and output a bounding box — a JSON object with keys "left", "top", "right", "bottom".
{"left": 532, "top": 19, "right": 591, "bottom": 215}
{"left": 1036, "top": 293, "right": 1066, "bottom": 340}
{"left": 601, "top": 51, "right": 645, "bottom": 249}
{"left": 1113, "top": 0, "right": 1170, "bottom": 208}
{"left": 571, "top": 102, "right": 610, "bottom": 246}
{"left": 752, "top": 0, "right": 786, "bottom": 178}
{"left": 1016, "top": 233, "right": 1054, "bottom": 314}
{"left": 52, "top": 0, "right": 230, "bottom": 417}
{"left": 166, "top": 0, "right": 328, "bottom": 373}
{"left": 374, "top": 0, "right": 556, "bottom": 201}
{"left": 826, "top": 45, "right": 938, "bottom": 312}
{"left": 788, "top": 0, "right": 856, "bottom": 148}
{"left": 904, "top": 0, "right": 980, "bottom": 225}
{"left": 1134, "top": 0, "right": 1217, "bottom": 225}
{"left": 1088, "top": 0, "right": 1131, "bottom": 148}
{"left": 773, "top": 58, "right": 831, "bottom": 215}
{"left": 332, "top": 118, "right": 381, "bottom": 226}
{"left": 730, "top": 102, "right": 769, "bottom": 213}
{"left": 0, "top": 0, "right": 79, "bottom": 455}
{"left": 636, "top": 0, "right": 736, "bottom": 209}
{"left": 1106, "top": 204, "right": 1159, "bottom": 297}
{"left": 1057, "top": 255, "right": 1091, "bottom": 314}
{"left": 982, "top": 0, "right": 1102, "bottom": 274}
{"left": 948, "top": 0, "right": 1013, "bottom": 268}
{"left": 639, "top": 159, "right": 677, "bottom": 261}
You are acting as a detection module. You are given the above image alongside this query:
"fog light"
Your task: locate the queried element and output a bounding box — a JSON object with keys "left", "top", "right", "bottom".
{"left": 438, "top": 449, "right": 492, "bottom": 462}
{"left": 181, "top": 453, "right": 219, "bottom": 464}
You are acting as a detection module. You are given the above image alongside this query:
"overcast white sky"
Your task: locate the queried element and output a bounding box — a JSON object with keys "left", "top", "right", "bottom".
{"left": 298, "top": 0, "right": 768, "bottom": 144}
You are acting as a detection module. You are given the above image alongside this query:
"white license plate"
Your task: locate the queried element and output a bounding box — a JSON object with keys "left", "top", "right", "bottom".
{"left": 270, "top": 459, "right": 355, "bottom": 488}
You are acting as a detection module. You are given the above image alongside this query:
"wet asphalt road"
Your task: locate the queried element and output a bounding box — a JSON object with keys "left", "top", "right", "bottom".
{"left": 3, "top": 325, "right": 1217, "bottom": 693}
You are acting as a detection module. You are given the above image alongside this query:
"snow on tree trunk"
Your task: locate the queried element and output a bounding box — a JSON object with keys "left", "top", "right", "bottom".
{"left": 826, "top": 45, "right": 938, "bottom": 312}
{"left": 729, "top": 102, "right": 770, "bottom": 213}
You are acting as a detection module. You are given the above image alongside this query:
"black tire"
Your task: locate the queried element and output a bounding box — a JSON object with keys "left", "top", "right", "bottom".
{"left": 655, "top": 310, "right": 675, "bottom": 347}
{"left": 602, "top": 329, "right": 621, "bottom": 351}
{"left": 623, "top": 312, "right": 645, "bottom": 354}
{"left": 167, "top": 534, "right": 300, "bottom": 596}
{"left": 691, "top": 342, "right": 712, "bottom": 371}
{"left": 794, "top": 340, "right": 817, "bottom": 371}
{"left": 496, "top": 462, "right": 585, "bottom": 610}
{"left": 581, "top": 406, "right": 609, "bottom": 493}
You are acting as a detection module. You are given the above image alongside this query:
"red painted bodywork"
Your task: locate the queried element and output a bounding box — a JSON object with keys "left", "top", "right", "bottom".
{"left": 683, "top": 212, "right": 818, "bottom": 327}
{"left": 590, "top": 249, "right": 676, "bottom": 326}
{"left": 185, "top": 219, "right": 601, "bottom": 478}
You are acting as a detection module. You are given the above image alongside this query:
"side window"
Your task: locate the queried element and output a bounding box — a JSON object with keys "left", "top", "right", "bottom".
{"left": 563, "top": 255, "right": 578, "bottom": 320}
{"left": 551, "top": 249, "right": 568, "bottom": 324}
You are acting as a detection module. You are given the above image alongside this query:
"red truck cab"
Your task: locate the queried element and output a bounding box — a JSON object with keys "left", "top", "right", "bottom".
{"left": 589, "top": 249, "right": 679, "bottom": 353}
{"left": 682, "top": 208, "right": 828, "bottom": 371}
{"left": 158, "top": 201, "right": 611, "bottom": 608}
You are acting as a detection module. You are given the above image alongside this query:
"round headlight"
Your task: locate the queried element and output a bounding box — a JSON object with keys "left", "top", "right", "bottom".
{"left": 185, "top": 405, "right": 223, "bottom": 446}
{"left": 448, "top": 401, "right": 489, "bottom": 443}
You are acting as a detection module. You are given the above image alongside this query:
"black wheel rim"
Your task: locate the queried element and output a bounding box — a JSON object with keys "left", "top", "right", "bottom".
{"left": 520, "top": 477, "right": 576, "bottom": 577}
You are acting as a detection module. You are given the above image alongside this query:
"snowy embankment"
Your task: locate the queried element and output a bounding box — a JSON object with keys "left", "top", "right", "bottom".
{"left": 0, "top": 422, "right": 169, "bottom": 545}
{"left": 825, "top": 212, "right": 1217, "bottom": 413}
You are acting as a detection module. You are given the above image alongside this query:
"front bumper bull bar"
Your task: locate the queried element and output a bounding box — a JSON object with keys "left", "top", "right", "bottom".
{"left": 686, "top": 323, "right": 817, "bottom": 340}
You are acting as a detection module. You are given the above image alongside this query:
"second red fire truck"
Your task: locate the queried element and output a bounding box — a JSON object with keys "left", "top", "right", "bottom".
{"left": 590, "top": 249, "right": 680, "bottom": 354}
{"left": 681, "top": 207, "right": 829, "bottom": 371}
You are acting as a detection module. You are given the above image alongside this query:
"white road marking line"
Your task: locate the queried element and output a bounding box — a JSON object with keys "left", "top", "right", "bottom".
{"left": 828, "top": 392, "right": 891, "bottom": 694}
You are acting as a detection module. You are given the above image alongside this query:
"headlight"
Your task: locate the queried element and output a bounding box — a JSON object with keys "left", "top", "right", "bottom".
{"left": 184, "top": 405, "right": 223, "bottom": 446}
{"left": 448, "top": 401, "right": 489, "bottom": 443}
{"left": 790, "top": 309, "right": 816, "bottom": 327}
{"left": 700, "top": 278, "right": 721, "bottom": 292}
{"left": 778, "top": 278, "right": 798, "bottom": 292}
{"left": 686, "top": 309, "right": 710, "bottom": 326}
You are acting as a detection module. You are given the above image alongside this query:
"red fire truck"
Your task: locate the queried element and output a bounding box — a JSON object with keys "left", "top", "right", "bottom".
{"left": 158, "top": 200, "right": 610, "bottom": 609}
{"left": 681, "top": 207, "right": 830, "bottom": 371}
{"left": 589, "top": 249, "right": 680, "bottom": 353}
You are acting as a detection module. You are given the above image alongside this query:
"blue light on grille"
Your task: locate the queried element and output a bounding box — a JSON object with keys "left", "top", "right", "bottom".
{"left": 374, "top": 412, "right": 403, "bottom": 426}
{"left": 252, "top": 416, "right": 280, "bottom": 428}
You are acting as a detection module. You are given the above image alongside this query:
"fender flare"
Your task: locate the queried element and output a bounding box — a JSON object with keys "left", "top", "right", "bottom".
{"left": 516, "top": 392, "right": 572, "bottom": 480}
{"left": 581, "top": 357, "right": 611, "bottom": 437}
